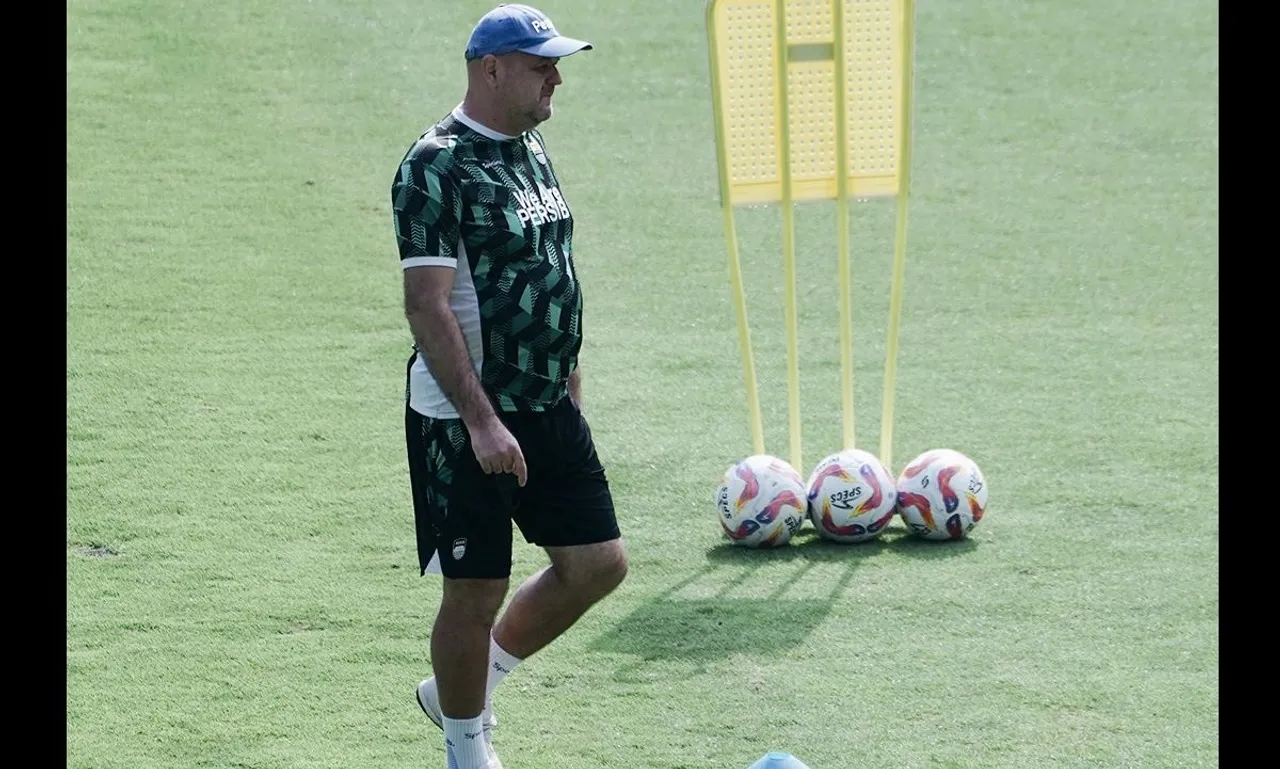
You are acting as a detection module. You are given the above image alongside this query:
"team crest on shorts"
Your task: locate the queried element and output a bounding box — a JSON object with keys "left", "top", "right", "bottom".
{"left": 451, "top": 537, "right": 467, "bottom": 561}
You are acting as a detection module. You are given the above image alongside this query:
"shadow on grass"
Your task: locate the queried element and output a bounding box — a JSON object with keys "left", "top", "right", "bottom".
{"left": 705, "top": 525, "right": 980, "bottom": 563}
{"left": 591, "top": 531, "right": 862, "bottom": 671}
{"left": 591, "top": 526, "right": 981, "bottom": 676}
{"left": 875, "top": 526, "right": 982, "bottom": 558}
{"left": 703, "top": 527, "right": 891, "bottom": 564}
{"left": 592, "top": 593, "right": 832, "bottom": 663}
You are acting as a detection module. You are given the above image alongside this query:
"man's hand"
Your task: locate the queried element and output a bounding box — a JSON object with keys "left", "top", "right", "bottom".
{"left": 468, "top": 416, "right": 528, "bottom": 487}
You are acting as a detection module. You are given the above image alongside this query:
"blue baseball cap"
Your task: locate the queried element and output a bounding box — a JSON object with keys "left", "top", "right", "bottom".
{"left": 465, "top": 4, "right": 593, "bottom": 60}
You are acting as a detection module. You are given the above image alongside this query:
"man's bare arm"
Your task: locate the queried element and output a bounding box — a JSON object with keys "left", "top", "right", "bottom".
{"left": 404, "top": 266, "right": 527, "bottom": 485}
{"left": 403, "top": 266, "right": 496, "bottom": 430}
{"left": 568, "top": 367, "right": 582, "bottom": 410}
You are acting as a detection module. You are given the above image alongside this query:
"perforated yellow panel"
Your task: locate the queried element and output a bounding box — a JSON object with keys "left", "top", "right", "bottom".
{"left": 786, "top": 63, "right": 836, "bottom": 182}
{"left": 708, "top": 0, "right": 905, "bottom": 204}
{"left": 719, "top": 0, "right": 779, "bottom": 187}
{"left": 785, "top": 0, "right": 833, "bottom": 44}
{"left": 846, "top": 0, "right": 899, "bottom": 177}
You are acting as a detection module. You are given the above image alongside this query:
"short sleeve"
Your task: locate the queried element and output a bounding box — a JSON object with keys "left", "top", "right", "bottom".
{"left": 392, "top": 143, "right": 463, "bottom": 270}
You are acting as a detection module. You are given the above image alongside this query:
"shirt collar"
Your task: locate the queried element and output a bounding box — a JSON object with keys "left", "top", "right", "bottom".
{"left": 452, "top": 104, "right": 518, "bottom": 141}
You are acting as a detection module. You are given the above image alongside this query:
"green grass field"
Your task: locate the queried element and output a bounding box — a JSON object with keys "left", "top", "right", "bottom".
{"left": 66, "top": 1, "right": 1218, "bottom": 767}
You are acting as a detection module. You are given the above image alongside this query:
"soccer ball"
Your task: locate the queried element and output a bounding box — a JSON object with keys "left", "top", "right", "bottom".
{"left": 714, "top": 454, "right": 808, "bottom": 548}
{"left": 895, "top": 449, "right": 989, "bottom": 540}
{"left": 806, "top": 448, "right": 898, "bottom": 543}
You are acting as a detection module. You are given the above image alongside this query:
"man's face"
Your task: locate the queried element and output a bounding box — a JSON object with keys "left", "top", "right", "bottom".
{"left": 495, "top": 52, "right": 564, "bottom": 130}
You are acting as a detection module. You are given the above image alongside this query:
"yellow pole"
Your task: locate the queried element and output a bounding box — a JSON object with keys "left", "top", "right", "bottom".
{"left": 774, "top": 0, "right": 803, "bottom": 472}
{"left": 832, "top": 0, "right": 855, "bottom": 452}
{"left": 725, "top": 212, "right": 766, "bottom": 457}
{"left": 880, "top": 0, "right": 917, "bottom": 470}
{"left": 706, "top": 0, "right": 765, "bottom": 456}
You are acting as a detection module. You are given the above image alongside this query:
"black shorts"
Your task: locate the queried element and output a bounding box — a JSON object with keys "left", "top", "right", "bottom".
{"left": 405, "top": 395, "right": 620, "bottom": 579}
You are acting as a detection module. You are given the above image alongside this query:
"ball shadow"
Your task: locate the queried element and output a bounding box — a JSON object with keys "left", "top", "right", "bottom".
{"left": 877, "top": 523, "right": 982, "bottom": 558}
{"left": 704, "top": 526, "right": 893, "bottom": 564}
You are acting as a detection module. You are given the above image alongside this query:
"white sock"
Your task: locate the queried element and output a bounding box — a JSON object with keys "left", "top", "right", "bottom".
{"left": 443, "top": 715, "right": 487, "bottom": 769}
{"left": 485, "top": 636, "right": 523, "bottom": 702}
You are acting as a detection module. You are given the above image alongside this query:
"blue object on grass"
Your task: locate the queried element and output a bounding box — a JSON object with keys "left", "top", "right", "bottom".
{"left": 746, "top": 752, "right": 812, "bottom": 769}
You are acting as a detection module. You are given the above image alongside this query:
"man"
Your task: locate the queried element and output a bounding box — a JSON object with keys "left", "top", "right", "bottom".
{"left": 389, "top": 5, "right": 628, "bottom": 769}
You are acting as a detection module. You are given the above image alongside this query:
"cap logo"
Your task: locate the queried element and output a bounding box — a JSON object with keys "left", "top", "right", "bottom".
{"left": 531, "top": 19, "right": 553, "bottom": 33}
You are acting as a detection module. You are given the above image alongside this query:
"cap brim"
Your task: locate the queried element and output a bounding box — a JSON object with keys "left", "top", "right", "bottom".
{"left": 518, "top": 36, "right": 593, "bottom": 58}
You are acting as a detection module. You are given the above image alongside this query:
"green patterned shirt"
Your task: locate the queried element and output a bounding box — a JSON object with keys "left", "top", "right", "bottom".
{"left": 392, "top": 107, "right": 583, "bottom": 415}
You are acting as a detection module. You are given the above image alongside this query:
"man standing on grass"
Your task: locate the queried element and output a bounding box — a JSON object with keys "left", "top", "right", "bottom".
{"left": 389, "top": 5, "right": 628, "bottom": 768}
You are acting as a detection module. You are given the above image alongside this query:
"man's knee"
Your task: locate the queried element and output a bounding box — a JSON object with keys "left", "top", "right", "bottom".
{"left": 550, "top": 539, "right": 628, "bottom": 601}
{"left": 589, "top": 540, "right": 628, "bottom": 595}
{"left": 440, "top": 577, "right": 510, "bottom": 626}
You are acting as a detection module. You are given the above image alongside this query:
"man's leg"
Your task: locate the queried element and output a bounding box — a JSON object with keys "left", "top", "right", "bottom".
{"left": 491, "top": 538, "right": 627, "bottom": 659}
{"left": 428, "top": 577, "right": 512, "bottom": 769}
{"left": 479, "top": 400, "right": 626, "bottom": 714}
{"left": 433, "top": 577, "right": 510, "bottom": 717}
{"left": 409, "top": 409, "right": 519, "bottom": 768}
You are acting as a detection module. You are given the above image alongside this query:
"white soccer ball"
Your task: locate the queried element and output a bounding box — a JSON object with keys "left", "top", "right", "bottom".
{"left": 895, "top": 448, "right": 989, "bottom": 540}
{"left": 805, "top": 448, "right": 898, "bottom": 543}
{"left": 714, "top": 454, "right": 808, "bottom": 548}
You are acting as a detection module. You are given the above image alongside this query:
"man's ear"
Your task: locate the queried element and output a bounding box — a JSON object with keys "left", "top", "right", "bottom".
{"left": 481, "top": 54, "right": 501, "bottom": 87}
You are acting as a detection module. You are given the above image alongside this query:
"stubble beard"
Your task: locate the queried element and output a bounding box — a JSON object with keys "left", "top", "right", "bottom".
{"left": 530, "top": 100, "right": 553, "bottom": 125}
{"left": 506, "top": 94, "right": 553, "bottom": 134}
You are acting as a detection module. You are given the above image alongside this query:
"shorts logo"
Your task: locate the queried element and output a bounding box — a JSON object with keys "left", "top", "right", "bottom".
{"left": 451, "top": 537, "right": 467, "bottom": 561}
